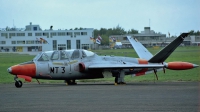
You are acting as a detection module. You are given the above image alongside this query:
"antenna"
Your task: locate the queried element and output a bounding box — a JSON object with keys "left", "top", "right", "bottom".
{"left": 149, "top": 19, "right": 150, "bottom": 27}
{"left": 13, "top": 19, "right": 14, "bottom": 27}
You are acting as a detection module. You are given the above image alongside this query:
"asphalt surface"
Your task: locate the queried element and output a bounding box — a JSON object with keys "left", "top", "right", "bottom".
{"left": 0, "top": 82, "right": 199, "bottom": 112}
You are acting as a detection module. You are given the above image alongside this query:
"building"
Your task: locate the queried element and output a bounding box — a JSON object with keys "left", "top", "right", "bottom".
{"left": 109, "top": 27, "right": 166, "bottom": 48}
{"left": 0, "top": 22, "right": 94, "bottom": 52}
{"left": 109, "top": 27, "right": 200, "bottom": 48}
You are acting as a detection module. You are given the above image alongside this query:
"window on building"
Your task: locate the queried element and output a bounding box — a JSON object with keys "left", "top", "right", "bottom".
{"left": 43, "top": 33, "right": 49, "bottom": 38}
{"left": 1, "top": 33, "right": 8, "bottom": 38}
{"left": 12, "top": 41, "right": 16, "bottom": 44}
{"left": 28, "top": 46, "right": 38, "bottom": 51}
{"left": 9, "top": 33, "right": 15, "bottom": 38}
{"left": 67, "top": 40, "right": 71, "bottom": 49}
{"left": 58, "top": 32, "right": 66, "bottom": 36}
{"left": 35, "top": 33, "right": 42, "bottom": 36}
{"left": 58, "top": 44, "right": 66, "bottom": 50}
{"left": 150, "top": 37, "right": 156, "bottom": 40}
{"left": 0, "top": 41, "right": 6, "bottom": 44}
{"left": 123, "top": 37, "right": 127, "bottom": 40}
{"left": 74, "top": 32, "right": 80, "bottom": 37}
{"left": 53, "top": 40, "right": 57, "bottom": 50}
{"left": 67, "top": 32, "right": 73, "bottom": 37}
{"left": 26, "top": 40, "right": 34, "bottom": 44}
{"left": 81, "top": 32, "right": 87, "bottom": 35}
{"left": 28, "top": 33, "right": 32, "bottom": 36}
{"left": 38, "top": 46, "right": 42, "bottom": 51}
{"left": 50, "top": 32, "right": 57, "bottom": 37}
{"left": 17, "top": 33, "right": 25, "bottom": 36}
{"left": 17, "top": 41, "right": 25, "bottom": 44}
{"left": 34, "top": 27, "right": 37, "bottom": 31}
{"left": 81, "top": 44, "right": 89, "bottom": 50}
{"left": 76, "top": 40, "right": 80, "bottom": 49}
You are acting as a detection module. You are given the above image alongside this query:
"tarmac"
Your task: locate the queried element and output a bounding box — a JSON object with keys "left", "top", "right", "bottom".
{"left": 0, "top": 82, "right": 199, "bottom": 112}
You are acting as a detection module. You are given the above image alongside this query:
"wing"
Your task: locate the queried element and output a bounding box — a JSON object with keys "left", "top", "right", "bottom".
{"left": 127, "top": 36, "right": 153, "bottom": 60}
{"left": 88, "top": 63, "right": 164, "bottom": 69}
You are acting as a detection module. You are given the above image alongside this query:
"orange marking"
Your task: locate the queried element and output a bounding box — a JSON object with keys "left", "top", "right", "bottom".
{"left": 11, "top": 64, "right": 36, "bottom": 77}
{"left": 135, "top": 68, "right": 148, "bottom": 76}
{"left": 138, "top": 59, "right": 148, "bottom": 64}
{"left": 136, "top": 59, "right": 148, "bottom": 76}
{"left": 17, "top": 75, "right": 32, "bottom": 82}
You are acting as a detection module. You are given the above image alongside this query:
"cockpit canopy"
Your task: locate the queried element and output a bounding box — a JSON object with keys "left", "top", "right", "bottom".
{"left": 33, "top": 49, "right": 95, "bottom": 61}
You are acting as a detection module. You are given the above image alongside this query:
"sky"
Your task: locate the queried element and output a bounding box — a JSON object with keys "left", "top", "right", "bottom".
{"left": 0, "top": 0, "right": 199, "bottom": 36}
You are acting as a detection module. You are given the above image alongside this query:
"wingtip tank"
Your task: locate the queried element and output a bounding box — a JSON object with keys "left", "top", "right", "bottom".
{"left": 165, "top": 62, "right": 199, "bottom": 70}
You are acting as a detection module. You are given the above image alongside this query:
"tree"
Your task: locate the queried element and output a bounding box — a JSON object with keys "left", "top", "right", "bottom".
{"left": 74, "top": 27, "right": 78, "bottom": 30}
{"left": 112, "top": 25, "right": 126, "bottom": 35}
{"left": 127, "top": 29, "right": 138, "bottom": 34}
{"left": 189, "top": 30, "right": 200, "bottom": 36}
{"left": 100, "top": 35, "right": 109, "bottom": 45}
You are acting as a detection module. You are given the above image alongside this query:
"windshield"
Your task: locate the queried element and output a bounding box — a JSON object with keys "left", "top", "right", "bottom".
{"left": 33, "top": 52, "right": 42, "bottom": 61}
{"left": 83, "top": 50, "right": 94, "bottom": 57}
{"left": 35, "top": 51, "right": 54, "bottom": 61}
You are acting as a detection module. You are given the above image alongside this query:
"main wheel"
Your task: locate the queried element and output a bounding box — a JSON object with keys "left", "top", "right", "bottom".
{"left": 65, "top": 80, "right": 77, "bottom": 85}
{"left": 15, "top": 80, "right": 23, "bottom": 88}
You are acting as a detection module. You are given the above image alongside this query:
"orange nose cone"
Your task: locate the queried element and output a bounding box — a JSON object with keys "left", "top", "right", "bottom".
{"left": 9, "top": 64, "right": 36, "bottom": 77}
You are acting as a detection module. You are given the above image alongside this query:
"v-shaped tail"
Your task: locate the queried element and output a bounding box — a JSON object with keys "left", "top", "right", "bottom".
{"left": 127, "top": 36, "right": 153, "bottom": 60}
{"left": 148, "top": 33, "right": 189, "bottom": 63}
{"left": 127, "top": 33, "right": 190, "bottom": 63}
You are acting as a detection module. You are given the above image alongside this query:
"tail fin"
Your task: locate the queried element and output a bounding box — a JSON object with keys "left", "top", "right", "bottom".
{"left": 127, "top": 36, "right": 153, "bottom": 60}
{"left": 148, "top": 33, "right": 189, "bottom": 63}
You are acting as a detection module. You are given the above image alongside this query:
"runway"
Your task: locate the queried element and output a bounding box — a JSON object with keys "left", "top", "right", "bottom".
{"left": 0, "top": 82, "right": 199, "bottom": 112}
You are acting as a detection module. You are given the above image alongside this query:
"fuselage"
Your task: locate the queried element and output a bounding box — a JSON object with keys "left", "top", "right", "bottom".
{"left": 8, "top": 49, "right": 198, "bottom": 82}
{"left": 8, "top": 49, "right": 158, "bottom": 81}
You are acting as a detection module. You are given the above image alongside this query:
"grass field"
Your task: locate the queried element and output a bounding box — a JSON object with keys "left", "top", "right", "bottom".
{"left": 0, "top": 46, "right": 199, "bottom": 84}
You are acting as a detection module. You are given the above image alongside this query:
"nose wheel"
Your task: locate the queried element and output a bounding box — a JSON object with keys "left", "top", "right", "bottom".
{"left": 15, "top": 80, "right": 23, "bottom": 88}
{"left": 14, "top": 76, "right": 23, "bottom": 88}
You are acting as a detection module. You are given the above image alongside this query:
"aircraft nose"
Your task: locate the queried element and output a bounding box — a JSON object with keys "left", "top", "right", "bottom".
{"left": 7, "top": 63, "right": 36, "bottom": 77}
{"left": 7, "top": 67, "right": 12, "bottom": 74}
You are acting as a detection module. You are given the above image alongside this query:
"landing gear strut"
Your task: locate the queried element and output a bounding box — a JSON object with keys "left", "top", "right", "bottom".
{"left": 114, "top": 70, "right": 126, "bottom": 85}
{"left": 65, "top": 79, "right": 77, "bottom": 85}
{"left": 14, "top": 76, "right": 23, "bottom": 88}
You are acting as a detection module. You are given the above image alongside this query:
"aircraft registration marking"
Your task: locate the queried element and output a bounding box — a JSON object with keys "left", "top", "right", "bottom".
{"left": 50, "top": 67, "right": 65, "bottom": 74}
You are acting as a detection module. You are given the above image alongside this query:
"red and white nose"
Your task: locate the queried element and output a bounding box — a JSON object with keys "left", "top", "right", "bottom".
{"left": 7, "top": 67, "right": 12, "bottom": 73}
{"left": 7, "top": 63, "right": 36, "bottom": 77}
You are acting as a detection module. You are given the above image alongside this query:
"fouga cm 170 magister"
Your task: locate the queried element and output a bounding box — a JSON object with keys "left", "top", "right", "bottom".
{"left": 7, "top": 33, "right": 199, "bottom": 88}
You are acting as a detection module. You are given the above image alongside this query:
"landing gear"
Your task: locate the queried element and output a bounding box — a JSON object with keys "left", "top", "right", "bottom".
{"left": 15, "top": 80, "right": 23, "bottom": 88}
{"left": 114, "top": 76, "right": 118, "bottom": 85}
{"left": 114, "top": 70, "right": 126, "bottom": 85}
{"left": 14, "top": 76, "right": 23, "bottom": 88}
{"left": 65, "top": 79, "right": 77, "bottom": 85}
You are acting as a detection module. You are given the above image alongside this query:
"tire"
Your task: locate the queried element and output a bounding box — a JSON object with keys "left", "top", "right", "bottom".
{"left": 15, "top": 80, "right": 23, "bottom": 88}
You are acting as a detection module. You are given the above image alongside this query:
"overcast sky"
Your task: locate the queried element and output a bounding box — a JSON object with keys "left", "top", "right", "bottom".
{"left": 0, "top": 0, "right": 199, "bottom": 36}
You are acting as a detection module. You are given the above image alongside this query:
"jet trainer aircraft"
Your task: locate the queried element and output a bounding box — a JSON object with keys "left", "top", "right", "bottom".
{"left": 7, "top": 33, "right": 198, "bottom": 88}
